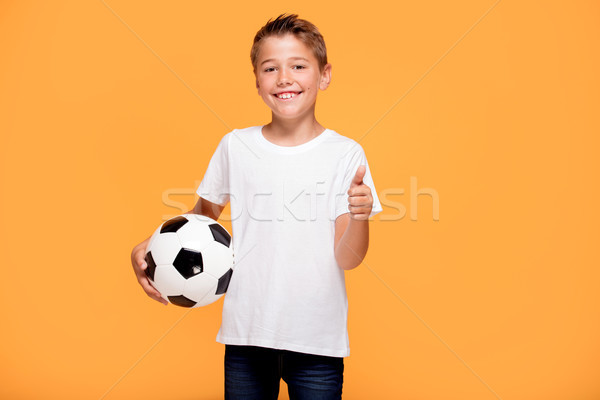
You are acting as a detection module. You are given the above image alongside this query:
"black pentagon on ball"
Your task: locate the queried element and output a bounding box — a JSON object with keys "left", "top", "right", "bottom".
{"left": 144, "top": 252, "right": 157, "bottom": 281}
{"left": 216, "top": 268, "right": 233, "bottom": 295}
{"left": 160, "top": 216, "right": 188, "bottom": 233}
{"left": 209, "top": 223, "right": 231, "bottom": 247}
{"left": 172, "top": 248, "right": 204, "bottom": 279}
{"left": 168, "top": 295, "right": 197, "bottom": 308}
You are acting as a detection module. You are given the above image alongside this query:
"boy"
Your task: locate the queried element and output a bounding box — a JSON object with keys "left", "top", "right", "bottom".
{"left": 131, "top": 13, "right": 382, "bottom": 399}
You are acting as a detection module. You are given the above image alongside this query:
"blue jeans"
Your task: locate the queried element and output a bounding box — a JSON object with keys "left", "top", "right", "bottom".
{"left": 224, "top": 344, "right": 344, "bottom": 400}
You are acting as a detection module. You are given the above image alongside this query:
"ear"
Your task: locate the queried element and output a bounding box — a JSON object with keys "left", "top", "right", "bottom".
{"left": 319, "top": 63, "right": 332, "bottom": 91}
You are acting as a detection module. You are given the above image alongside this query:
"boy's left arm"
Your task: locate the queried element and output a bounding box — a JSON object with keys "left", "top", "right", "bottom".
{"left": 334, "top": 165, "right": 373, "bottom": 270}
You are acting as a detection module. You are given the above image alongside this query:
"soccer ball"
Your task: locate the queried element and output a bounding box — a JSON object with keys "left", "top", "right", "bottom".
{"left": 144, "top": 214, "right": 234, "bottom": 308}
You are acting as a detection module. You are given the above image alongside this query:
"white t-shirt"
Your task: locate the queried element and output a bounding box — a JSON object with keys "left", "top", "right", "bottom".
{"left": 196, "top": 125, "right": 382, "bottom": 357}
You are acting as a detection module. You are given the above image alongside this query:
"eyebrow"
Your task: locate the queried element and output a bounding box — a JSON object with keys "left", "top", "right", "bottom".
{"left": 260, "top": 57, "right": 310, "bottom": 66}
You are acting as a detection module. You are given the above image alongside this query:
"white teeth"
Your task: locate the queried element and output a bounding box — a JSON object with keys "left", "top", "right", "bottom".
{"left": 277, "top": 92, "right": 297, "bottom": 99}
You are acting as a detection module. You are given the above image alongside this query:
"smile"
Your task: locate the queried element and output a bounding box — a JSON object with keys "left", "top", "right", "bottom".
{"left": 274, "top": 92, "right": 301, "bottom": 100}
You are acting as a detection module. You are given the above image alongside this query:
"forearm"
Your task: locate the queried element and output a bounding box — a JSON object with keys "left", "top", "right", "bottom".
{"left": 335, "top": 218, "right": 369, "bottom": 270}
{"left": 191, "top": 197, "right": 224, "bottom": 221}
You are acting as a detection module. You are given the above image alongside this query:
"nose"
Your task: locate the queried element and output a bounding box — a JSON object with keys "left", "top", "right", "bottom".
{"left": 276, "top": 69, "right": 291, "bottom": 86}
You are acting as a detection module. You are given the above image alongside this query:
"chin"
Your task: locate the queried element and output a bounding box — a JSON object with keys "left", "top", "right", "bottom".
{"left": 273, "top": 110, "right": 309, "bottom": 119}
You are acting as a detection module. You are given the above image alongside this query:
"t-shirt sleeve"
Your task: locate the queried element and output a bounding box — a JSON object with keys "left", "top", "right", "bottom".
{"left": 334, "top": 143, "right": 383, "bottom": 220}
{"left": 196, "top": 131, "right": 232, "bottom": 206}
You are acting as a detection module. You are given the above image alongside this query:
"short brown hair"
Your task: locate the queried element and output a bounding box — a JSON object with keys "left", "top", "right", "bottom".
{"left": 250, "top": 13, "right": 328, "bottom": 75}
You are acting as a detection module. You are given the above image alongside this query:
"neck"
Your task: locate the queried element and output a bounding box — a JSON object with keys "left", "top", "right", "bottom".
{"left": 264, "top": 114, "right": 326, "bottom": 146}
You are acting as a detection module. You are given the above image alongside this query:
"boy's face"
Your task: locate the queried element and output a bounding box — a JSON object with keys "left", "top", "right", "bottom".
{"left": 255, "top": 34, "right": 331, "bottom": 121}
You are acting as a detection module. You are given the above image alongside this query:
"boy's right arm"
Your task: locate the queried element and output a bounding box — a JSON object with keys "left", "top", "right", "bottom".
{"left": 130, "top": 197, "right": 226, "bottom": 305}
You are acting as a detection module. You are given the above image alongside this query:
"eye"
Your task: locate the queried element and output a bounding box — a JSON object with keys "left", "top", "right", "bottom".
{"left": 293, "top": 65, "right": 306, "bottom": 70}
{"left": 264, "top": 67, "right": 276, "bottom": 72}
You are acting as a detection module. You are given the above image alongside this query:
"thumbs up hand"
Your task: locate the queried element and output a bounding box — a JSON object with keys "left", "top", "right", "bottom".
{"left": 347, "top": 165, "right": 373, "bottom": 221}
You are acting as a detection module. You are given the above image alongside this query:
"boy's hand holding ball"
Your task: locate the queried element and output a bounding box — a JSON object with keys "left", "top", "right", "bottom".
{"left": 131, "top": 238, "right": 169, "bottom": 306}
{"left": 347, "top": 165, "right": 373, "bottom": 221}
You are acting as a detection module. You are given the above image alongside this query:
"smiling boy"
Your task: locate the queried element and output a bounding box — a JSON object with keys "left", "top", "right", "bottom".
{"left": 131, "top": 13, "right": 382, "bottom": 399}
{"left": 254, "top": 27, "right": 330, "bottom": 145}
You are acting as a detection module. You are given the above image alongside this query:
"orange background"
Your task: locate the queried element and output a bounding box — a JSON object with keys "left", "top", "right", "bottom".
{"left": 1, "top": 1, "right": 599, "bottom": 399}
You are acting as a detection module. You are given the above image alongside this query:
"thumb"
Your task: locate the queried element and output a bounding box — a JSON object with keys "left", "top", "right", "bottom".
{"left": 351, "top": 165, "right": 366, "bottom": 187}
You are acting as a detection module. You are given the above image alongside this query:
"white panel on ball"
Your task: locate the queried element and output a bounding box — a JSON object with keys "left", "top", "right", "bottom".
{"left": 148, "top": 233, "right": 182, "bottom": 265}
{"left": 146, "top": 224, "right": 162, "bottom": 251}
{"left": 202, "top": 241, "right": 235, "bottom": 278}
{"left": 152, "top": 265, "right": 186, "bottom": 297}
{"left": 183, "top": 273, "right": 218, "bottom": 303}
{"left": 176, "top": 216, "right": 216, "bottom": 251}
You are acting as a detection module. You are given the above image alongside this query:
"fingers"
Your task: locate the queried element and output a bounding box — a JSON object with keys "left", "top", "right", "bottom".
{"left": 350, "top": 165, "right": 366, "bottom": 187}
{"left": 347, "top": 188, "right": 372, "bottom": 209}
{"left": 347, "top": 211, "right": 370, "bottom": 221}
{"left": 347, "top": 180, "right": 371, "bottom": 196}
{"left": 347, "top": 197, "right": 372, "bottom": 219}
{"left": 135, "top": 249, "right": 147, "bottom": 270}
{"left": 347, "top": 204, "right": 372, "bottom": 219}
{"left": 136, "top": 265, "right": 167, "bottom": 305}
{"left": 132, "top": 244, "right": 168, "bottom": 306}
{"left": 347, "top": 175, "right": 373, "bottom": 220}
{"left": 347, "top": 193, "right": 369, "bottom": 206}
{"left": 139, "top": 276, "right": 168, "bottom": 305}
